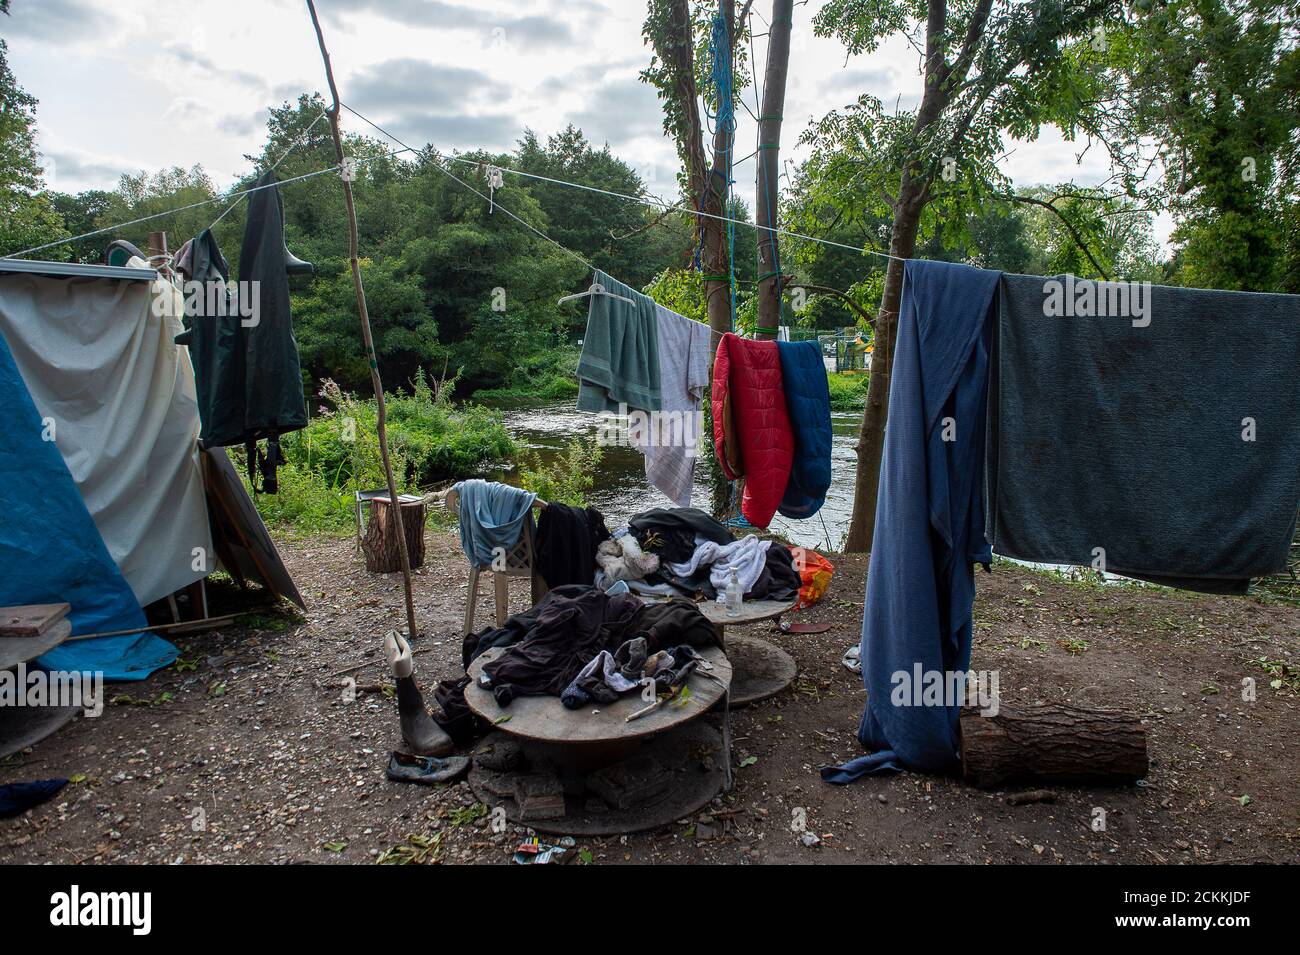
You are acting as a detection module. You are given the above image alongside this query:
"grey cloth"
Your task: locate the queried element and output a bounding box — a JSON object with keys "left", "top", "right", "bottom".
{"left": 634, "top": 304, "right": 710, "bottom": 506}
{"left": 576, "top": 270, "right": 661, "bottom": 414}
{"left": 987, "top": 273, "right": 1300, "bottom": 592}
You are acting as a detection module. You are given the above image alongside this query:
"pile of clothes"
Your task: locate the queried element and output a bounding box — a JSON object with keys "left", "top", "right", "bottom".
{"left": 612, "top": 507, "right": 802, "bottom": 603}
{"left": 429, "top": 585, "right": 718, "bottom": 740}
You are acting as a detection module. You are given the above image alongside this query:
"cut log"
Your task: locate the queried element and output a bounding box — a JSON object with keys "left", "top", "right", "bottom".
{"left": 361, "top": 497, "right": 426, "bottom": 574}
{"left": 959, "top": 702, "right": 1148, "bottom": 788}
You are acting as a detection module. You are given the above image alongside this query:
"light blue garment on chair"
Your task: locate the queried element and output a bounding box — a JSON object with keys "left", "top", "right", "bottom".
{"left": 453, "top": 479, "right": 538, "bottom": 567}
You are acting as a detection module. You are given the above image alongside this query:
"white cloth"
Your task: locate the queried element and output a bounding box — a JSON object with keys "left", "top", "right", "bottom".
{"left": 0, "top": 262, "right": 212, "bottom": 606}
{"left": 633, "top": 305, "right": 710, "bottom": 507}
{"left": 666, "top": 535, "right": 771, "bottom": 595}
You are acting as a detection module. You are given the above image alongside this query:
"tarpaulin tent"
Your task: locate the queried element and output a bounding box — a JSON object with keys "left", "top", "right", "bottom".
{"left": 0, "top": 257, "right": 303, "bottom": 681}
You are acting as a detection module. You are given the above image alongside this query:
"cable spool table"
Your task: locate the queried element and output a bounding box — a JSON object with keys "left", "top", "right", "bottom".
{"left": 465, "top": 645, "right": 732, "bottom": 836}
{"left": 463, "top": 598, "right": 797, "bottom": 836}
{"left": 683, "top": 597, "right": 799, "bottom": 706}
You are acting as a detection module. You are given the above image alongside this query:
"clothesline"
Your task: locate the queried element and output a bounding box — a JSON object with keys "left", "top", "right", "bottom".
{"left": 1, "top": 139, "right": 404, "bottom": 261}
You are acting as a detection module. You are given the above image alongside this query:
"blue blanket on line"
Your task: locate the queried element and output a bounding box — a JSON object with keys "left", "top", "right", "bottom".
{"left": 777, "top": 340, "right": 833, "bottom": 520}
{"left": 454, "top": 479, "right": 538, "bottom": 568}
{"left": 0, "top": 327, "right": 175, "bottom": 681}
{"left": 822, "top": 260, "right": 997, "bottom": 782}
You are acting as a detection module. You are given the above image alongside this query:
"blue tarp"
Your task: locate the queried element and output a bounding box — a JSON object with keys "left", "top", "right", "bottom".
{"left": 776, "top": 340, "right": 833, "bottom": 520}
{"left": 822, "top": 260, "right": 998, "bottom": 782}
{"left": 0, "top": 328, "right": 175, "bottom": 681}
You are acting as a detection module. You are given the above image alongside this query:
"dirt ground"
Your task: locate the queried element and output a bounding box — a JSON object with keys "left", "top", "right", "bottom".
{"left": 3, "top": 529, "right": 1298, "bottom": 865}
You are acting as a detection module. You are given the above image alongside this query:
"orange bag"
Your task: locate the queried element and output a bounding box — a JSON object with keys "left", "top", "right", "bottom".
{"left": 793, "top": 547, "right": 834, "bottom": 609}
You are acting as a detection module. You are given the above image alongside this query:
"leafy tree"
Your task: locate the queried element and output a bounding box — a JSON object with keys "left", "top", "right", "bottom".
{"left": 1116, "top": 0, "right": 1299, "bottom": 291}
{"left": 809, "top": 0, "right": 1128, "bottom": 550}
{"left": 0, "top": 25, "right": 68, "bottom": 257}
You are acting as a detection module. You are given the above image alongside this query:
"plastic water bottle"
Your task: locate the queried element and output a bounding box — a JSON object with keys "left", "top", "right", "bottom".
{"left": 725, "top": 570, "right": 742, "bottom": 617}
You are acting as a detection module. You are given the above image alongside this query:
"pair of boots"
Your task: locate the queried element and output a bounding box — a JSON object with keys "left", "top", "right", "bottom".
{"left": 384, "top": 632, "right": 468, "bottom": 784}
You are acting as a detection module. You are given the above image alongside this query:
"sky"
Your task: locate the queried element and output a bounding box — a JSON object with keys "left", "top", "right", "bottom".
{"left": 2, "top": 0, "right": 1171, "bottom": 245}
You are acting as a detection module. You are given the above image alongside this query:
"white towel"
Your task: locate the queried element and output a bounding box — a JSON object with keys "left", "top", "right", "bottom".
{"left": 666, "top": 535, "right": 772, "bottom": 595}
{"left": 633, "top": 305, "right": 710, "bottom": 507}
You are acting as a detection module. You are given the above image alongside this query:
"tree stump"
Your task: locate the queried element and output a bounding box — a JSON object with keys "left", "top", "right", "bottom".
{"left": 361, "top": 497, "right": 425, "bottom": 573}
{"left": 959, "top": 702, "right": 1147, "bottom": 788}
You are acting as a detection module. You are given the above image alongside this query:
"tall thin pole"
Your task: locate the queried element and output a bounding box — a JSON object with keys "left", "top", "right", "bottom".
{"left": 306, "top": 0, "right": 419, "bottom": 640}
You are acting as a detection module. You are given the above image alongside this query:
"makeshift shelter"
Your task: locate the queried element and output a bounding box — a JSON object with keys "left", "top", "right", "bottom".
{"left": 0, "top": 258, "right": 303, "bottom": 678}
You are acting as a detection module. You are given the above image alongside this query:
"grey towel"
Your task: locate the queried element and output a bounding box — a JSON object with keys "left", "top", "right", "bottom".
{"left": 987, "top": 273, "right": 1300, "bottom": 592}
{"left": 576, "top": 270, "right": 661, "bottom": 414}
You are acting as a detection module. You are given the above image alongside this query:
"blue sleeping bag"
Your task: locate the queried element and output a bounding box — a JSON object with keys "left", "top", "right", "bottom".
{"left": 776, "top": 340, "right": 833, "bottom": 519}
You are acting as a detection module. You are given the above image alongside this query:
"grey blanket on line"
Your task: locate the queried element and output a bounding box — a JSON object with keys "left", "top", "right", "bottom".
{"left": 986, "top": 273, "right": 1300, "bottom": 593}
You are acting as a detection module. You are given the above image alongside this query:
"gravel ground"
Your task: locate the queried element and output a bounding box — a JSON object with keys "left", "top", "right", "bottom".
{"left": 2, "top": 530, "right": 1297, "bottom": 865}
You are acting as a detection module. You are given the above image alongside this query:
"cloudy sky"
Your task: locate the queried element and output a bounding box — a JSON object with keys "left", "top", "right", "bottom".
{"left": 4, "top": 0, "right": 1167, "bottom": 243}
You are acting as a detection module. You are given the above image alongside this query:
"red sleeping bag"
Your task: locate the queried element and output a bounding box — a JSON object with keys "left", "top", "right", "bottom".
{"left": 711, "top": 332, "right": 794, "bottom": 528}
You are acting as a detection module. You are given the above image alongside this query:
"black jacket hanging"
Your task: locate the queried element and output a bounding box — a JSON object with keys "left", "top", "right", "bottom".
{"left": 177, "top": 172, "right": 307, "bottom": 492}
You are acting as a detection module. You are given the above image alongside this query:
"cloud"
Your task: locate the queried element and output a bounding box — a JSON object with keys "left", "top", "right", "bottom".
{"left": 217, "top": 110, "right": 268, "bottom": 138}
{"left": 1, "top": 0, "right": 112, "bottom": 43}
{"left": 386, "top": 112, "right": 522, "bottom": 153}
{"left": 161, "top": 43, "right": 266, "bottom": 90}
{"left": 348, "top": 58, "right": 507, "bottom": 111}
{"left": 322, "top": 0, "right": 574, "bottom": 48}
{"left": 566, "top": 76, "right": 663, "bottom": 147}
{"left": 43, "top": 149, "right": 127, "bottom": 191}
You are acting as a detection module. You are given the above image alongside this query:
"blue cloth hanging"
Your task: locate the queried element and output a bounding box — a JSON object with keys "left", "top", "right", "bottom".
{"left": 822, "top": 260, "right": 998, "bottom": 782}
{"left": 0, "top": 327, "right": 176, "bottom": 681}
{"left": 776, "top": 340, "right": 833, "bottom": 519}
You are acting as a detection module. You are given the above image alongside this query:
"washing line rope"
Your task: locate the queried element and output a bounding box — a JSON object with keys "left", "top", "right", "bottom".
{"left": 337, "top": 103, "right": 598, "bottom": 272}
{"left": 2, "top": 141, "right": 403, "bottom": 260}
{"left": 207, "top": 108, "right": 332, "bottom": 231}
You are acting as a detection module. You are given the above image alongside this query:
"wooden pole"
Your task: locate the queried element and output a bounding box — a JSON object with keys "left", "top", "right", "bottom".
{"left": 305, "top": 0, "right": 419, "bottom": 640}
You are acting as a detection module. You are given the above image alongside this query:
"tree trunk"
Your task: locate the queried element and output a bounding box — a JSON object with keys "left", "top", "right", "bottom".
{"left": 842, "top": 0, "right": 954, "bottom": 553}
{"left": 754, "top": 0, "right": 793, "bottom": 340}
{"left": 701, "top": 0, "right": 737, "bottom": 351}
{"left": 959, "top": 703, "right": 1149, "bottom": 789}
{"left": 362, "top": 498, "right": 426, "bottom": 574}
{"left": 842, "top": 178, "right": 923, "bottom": 552}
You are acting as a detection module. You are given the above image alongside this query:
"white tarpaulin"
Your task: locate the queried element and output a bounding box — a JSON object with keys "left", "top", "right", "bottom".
{"left": 0, "top": 261, "right": 212, "bottom": 607}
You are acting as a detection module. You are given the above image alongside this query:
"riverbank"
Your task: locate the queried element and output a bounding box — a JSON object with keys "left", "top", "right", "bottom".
{"left": 3, "top": 531, "right": 1297, "bottom": 865}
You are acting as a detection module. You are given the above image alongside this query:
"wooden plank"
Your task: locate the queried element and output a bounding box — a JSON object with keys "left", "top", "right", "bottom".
{"left": 0, "top": 603, "right": 70, "bottom": 637}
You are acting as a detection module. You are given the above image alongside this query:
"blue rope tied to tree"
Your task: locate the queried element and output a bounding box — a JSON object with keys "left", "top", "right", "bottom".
{"left": 703, "top": 8, "right": 737, "bottom": 331}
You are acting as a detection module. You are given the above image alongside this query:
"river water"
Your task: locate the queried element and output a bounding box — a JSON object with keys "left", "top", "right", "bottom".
{"left": 485, "top": 402, "right": 863, "bottom": 549}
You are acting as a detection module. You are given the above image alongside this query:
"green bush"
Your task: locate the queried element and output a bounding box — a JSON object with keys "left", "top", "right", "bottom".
{"left": 827, "top": 372, "right": 870, "bottom": 411}
{"left": 472, "top": 346, "right": 581, "bottom": 408}
{"left": 517, "top": 437, "right": 604, "bottom": 506}
{"left": 245, "top": 372, "right": 516, "bottom": 531}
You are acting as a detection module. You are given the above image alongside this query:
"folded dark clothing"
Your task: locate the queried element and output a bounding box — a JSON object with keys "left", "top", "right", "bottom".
{"left": 463, "top": 584, "right": 596, "bottom": 667}
{"left": 988, "top": 273, "right": 1300, "bottom": 592}
{"left": 480, "top": 587, "right": 643, "bottom": 703}
{"left": 628, "top": 507, "right": 733, "bottom": 563}
{"left": 752, "top": 541, "right": 801, "bottom": 602}
{"left": 627, "top": 597, "right": 717, "bottom": 651}
{"left": 535, "top": 503, "right": 610, "bottom": 588}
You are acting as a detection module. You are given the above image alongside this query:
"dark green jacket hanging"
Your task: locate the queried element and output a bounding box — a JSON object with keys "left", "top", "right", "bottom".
{"left": 177, "top": 172, "right": 307, "bottom": 488}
